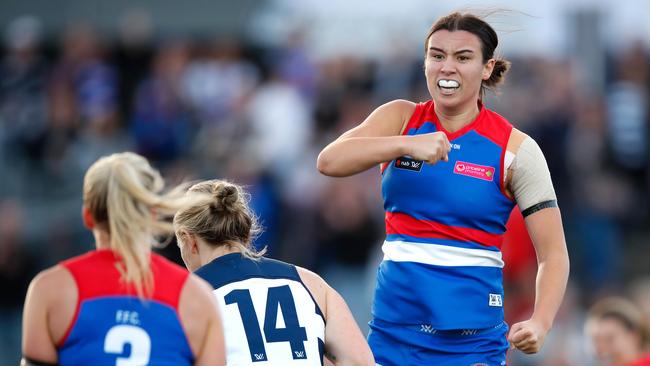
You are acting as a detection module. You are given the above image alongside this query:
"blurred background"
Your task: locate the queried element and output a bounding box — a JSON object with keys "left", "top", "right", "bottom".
{"left": 1, "top": 0, "right": 649, "bottom": 364}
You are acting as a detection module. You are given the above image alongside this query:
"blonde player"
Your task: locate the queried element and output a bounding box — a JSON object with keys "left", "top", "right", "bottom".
{"left": 22, "top": 152, "right": 225, "bottom": 366}
{"left": 174, "top": 179, "right": 374, "bottom": 366}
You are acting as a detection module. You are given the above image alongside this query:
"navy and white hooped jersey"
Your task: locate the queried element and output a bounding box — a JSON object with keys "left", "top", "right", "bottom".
{"left": 195, "top": 253, "right": 325, "bottom": 366}
{"left": 58, "top": 249, "right": 193, "bottom": 366}
{"left": 375, "top": 100, "right": 516, "bottom": 330}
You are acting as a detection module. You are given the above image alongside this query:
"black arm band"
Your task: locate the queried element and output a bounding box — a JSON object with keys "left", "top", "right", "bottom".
{"left": 22, "top": 356, "right": 58, "bottom": 366}
{"left": 521, "top": 200, "right": 558, "bottom": 218}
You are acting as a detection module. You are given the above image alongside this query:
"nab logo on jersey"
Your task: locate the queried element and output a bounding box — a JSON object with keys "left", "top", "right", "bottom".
{"left": 395, "top": 157, "right": 423, "bottom": 172}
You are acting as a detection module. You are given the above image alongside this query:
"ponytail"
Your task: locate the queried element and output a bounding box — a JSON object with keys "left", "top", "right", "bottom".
{"left": 84, "top": 152, "right": 210, "bottom": 297}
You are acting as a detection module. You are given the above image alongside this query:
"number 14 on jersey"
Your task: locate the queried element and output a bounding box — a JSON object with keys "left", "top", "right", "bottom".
{"left": 225, "top": 285, "right": 308, "bottom": 363}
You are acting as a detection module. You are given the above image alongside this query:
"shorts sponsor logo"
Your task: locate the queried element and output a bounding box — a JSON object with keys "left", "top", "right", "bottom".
{"left": 454, "top": 161, "right": 495, "bottom": 181}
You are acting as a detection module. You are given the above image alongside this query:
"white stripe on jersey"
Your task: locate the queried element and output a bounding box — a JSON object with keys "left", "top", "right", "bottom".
{"left": 382, "top": 240, "right": 504, "bottom": 268}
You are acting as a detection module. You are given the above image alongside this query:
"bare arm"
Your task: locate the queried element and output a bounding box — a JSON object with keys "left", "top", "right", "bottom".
{"left": 297, "top": 267, "right": 374, "bottom": 366}
{"left": 179, "top": 275, "right": 226, "bottom": 366}
{"left": 22, "top": 266, "right": 76, "bottom": 365}
{"left": 508, "top": 207, "right": 570, "bottom": 353}
{"left": 317, "top": 100, "right": 412, "bottom": 177}
{"left": 527, "top": 207, "right": 569, "bottom": 329}
{"left": 322, "top": 287, "right": 374, "bottom": 366}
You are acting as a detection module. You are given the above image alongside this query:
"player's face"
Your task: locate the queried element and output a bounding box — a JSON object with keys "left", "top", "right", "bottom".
{"left": 424, "top": 30, "right": 494, "bottom": 112}
{"left": 586, "top": 317, "right": 641, "bottom": 365}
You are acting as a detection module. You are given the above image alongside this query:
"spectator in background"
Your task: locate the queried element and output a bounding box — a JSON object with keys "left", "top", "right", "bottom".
{"left": 50, "top": 24, "right": 120, "bottom": 133}
{"left": 0, "top": 16, "right": 49, "bottom": 163}
{"left": 585, "top": 297, "right": 650, "bottom": 366}
{"left": 0, "top": 16, "right": 52, "bottom": 200}
{"left": 115, "top": 8, "right": 155, "bottom": 119}
{"left": 131, "top": 41, "right": 192, "bottom": 163}
{"left": 183, "top": 37, "right": 259, "bottom": 126}
{"left": 566, "top": 95, "right": 630, "bottom": 298}
{"left": 245, "top": 66, "right": 313, "bottom": 182}
{"left": 182, "top": 37, "right": 259, "bottom": 169}
{"left": 0, "top": 200, "right": 38, "bottom": 366}
{"left": 274, "top": 28, "right": 319, "bottom": 101}
{"left": 604, "top": 41, "right": 650, "bottom": 230}
{"left": 48, "top": 24, "right": 130, "bottom": 178}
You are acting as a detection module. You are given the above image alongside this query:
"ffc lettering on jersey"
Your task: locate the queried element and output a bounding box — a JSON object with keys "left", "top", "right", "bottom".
{"left": 394, "top": 157, "right": 423, "bottom": 172}
{"left": 115, "top": 310, "right": 140, "bottom": 325}
{"left": 453, "top": 161, "right": 495, "bottom": 181}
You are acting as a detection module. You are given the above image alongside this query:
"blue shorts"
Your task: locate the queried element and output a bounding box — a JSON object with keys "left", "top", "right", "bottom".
{"left": 368, "top": 319, "right": 509, "bottom": 366}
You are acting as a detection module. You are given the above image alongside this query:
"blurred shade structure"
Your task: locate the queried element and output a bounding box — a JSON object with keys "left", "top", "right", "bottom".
{"left": 1, "top": 1, "right": 649, "bottom": 365}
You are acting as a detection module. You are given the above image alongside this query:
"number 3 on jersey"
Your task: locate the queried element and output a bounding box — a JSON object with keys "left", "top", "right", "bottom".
{"left": 225, "top": 285, "right": 308, "bottom": 362}
{"left": 104, "top": 324, "right": 151, "bottom": 366}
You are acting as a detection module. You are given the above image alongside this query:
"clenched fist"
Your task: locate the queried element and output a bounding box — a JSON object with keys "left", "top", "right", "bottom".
{"left": 507, "top": 319, "right": 548, "bottom": 354}
{"left": 404, "top": 131, "right": 451, "bottom": 164}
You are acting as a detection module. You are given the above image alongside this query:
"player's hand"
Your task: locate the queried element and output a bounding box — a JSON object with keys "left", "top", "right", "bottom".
{"left": 507, "top": 319, "right": 548, "bottom": 354}
{"left": 405, "top": 132, "right": 451, "bottom": 164}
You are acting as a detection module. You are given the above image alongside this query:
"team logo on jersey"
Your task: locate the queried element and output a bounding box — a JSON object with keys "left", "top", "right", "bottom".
{"left": 489, "top": 293, "right": 503, "bottom": 307}
{"left": 394, "top": 157, "right": 423, "bottom": 172}
{"left": 453, "top": 161, "right": 495, "bottom": 181}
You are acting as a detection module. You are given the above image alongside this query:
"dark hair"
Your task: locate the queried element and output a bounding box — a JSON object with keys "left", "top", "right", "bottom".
{"left": 173, "top": 180, "right": 264, "bottom": 258}
{"left": 425, "top": 12, "right": 510, "bottom": 92}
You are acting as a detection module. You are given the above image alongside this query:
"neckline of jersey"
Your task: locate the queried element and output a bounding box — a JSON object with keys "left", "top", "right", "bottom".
{"left": 203, "top": 251, "right": 244, "bottom": 268}
{"left": 431, "top": 100, "right": 485, "bottom": 141}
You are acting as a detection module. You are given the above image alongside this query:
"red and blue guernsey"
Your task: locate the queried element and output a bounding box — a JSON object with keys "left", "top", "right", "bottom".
{"left": 57, "top": 249, "right": 193, "bottom": 366}
{"left": 375, "top": 100, "right": 515, "bottom": 330}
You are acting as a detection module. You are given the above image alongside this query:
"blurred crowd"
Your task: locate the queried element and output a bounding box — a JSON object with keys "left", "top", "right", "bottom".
{"left": 1, "top": 13, "right": 649, "bottom": 365}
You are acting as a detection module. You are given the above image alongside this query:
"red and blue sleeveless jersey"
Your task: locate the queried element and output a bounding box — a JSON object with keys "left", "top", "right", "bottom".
{"left": 57, "top": 249, "right": 193, "bottom": 365}
{"left": 374, "top": 100, "right": 515, "bottom": 329}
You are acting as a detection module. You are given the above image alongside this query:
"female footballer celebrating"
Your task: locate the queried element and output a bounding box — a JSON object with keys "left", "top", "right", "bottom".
{"left": 318, "top": 12, "right": 570, "bottom": 365}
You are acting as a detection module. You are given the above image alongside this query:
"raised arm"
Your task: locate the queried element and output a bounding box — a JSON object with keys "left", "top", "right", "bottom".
{"left": 297, "top": 267, "right": 374, "bottom": 366}
{"left": 317, "top": 99, "right": 450, "bottom": 177}
{"left": 505, "top": 133, "right": 570, "bottom": 354}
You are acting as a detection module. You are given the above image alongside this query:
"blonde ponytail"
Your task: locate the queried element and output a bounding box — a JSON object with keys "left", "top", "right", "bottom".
{"left": 84, "top": 152, "right": 209, "bottom": 298}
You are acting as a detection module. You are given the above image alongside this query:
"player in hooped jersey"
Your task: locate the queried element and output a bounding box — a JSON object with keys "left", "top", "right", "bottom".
{"left": 173, "top": 179, "right": 374, "bottom": 366}
{"left": 21, "top": 152, "right": 225, "bottom": 366}
{"left": 318, "top": 12, "right": 570, "bottom": 365}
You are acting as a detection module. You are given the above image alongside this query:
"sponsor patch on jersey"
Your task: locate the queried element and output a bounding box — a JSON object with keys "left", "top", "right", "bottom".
{"left": 489, "top": 293, "right": 503, "bottom": 307}
{"left": 453, "top": 161, "right": 495, "bottom": 181}
{"left": 394, "top": 157, "right": 423, "bottom": 172}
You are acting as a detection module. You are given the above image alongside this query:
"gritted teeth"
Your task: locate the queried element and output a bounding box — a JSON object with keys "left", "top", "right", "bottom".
{"left": 438, "top": 79, "right": 460, "bottom": 88}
